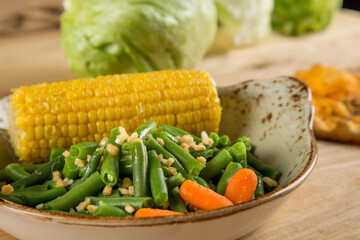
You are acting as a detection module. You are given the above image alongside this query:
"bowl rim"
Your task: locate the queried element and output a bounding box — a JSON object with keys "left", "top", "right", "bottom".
{"left": 0, "top": 76, "right": 318, "bottom": 227}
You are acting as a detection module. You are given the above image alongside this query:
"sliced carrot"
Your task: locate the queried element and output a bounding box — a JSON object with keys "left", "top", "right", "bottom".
{"left": 134, "top": 208, "right": 183, "bottom": 217}
{"left": 179, "top": 180, "right": 233, "bottom": 210}
{"left": 225, "top": 168, "right": 258, "bottom": 204}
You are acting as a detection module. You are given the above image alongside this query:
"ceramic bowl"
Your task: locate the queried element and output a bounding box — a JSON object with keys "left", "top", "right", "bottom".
{"left": 0, "top": 76, "right": 317, "bottom": 240}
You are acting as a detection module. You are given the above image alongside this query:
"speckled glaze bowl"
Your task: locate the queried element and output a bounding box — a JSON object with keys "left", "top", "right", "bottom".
{"left": 0, "top": 76, "right": 317, "bottom": 240}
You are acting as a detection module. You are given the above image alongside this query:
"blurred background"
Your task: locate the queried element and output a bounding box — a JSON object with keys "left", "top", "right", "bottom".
{"left": 0, "top": 0, "right": 358, "bottom": 40}
{"left": 0, "top": 0, "right": 359, "bottom": 96}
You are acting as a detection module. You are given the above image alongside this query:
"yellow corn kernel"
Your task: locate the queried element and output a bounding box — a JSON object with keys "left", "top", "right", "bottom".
{"left": 9, "top": 70, "right": 221, "bottom": 162}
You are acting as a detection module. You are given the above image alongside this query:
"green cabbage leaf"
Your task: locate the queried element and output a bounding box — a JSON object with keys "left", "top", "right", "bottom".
{"left": 61, "top": 0, "right": 217, "bottom": 77}
{"left": 272, "top": 0, "right": 342, "bottom": 36}
{"left": 209, "top": 0, "right": 273, "bottom": 54}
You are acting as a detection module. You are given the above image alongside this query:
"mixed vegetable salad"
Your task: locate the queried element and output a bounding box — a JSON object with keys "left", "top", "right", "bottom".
{"left": 0, "top": 121, "right": 280, "bottom": 217}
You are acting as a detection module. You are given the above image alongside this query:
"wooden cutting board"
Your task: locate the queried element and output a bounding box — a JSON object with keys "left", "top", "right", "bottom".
{"left": 0, "top": 9, "right": 360, "bottom": 240}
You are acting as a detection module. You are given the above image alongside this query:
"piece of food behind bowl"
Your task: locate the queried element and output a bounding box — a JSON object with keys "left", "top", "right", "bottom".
{"left": 61, "top": 0, "right": 217, "bottom": 77}
{"left": 8, "top": 70, "right": 221, "bottom": 163}
{"left": 295, "top": 64, "right": 360, "bottom": 143}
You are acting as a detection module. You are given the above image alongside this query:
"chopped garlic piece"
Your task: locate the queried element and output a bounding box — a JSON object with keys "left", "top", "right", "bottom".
{"left": 128, "top": 186, "right": 134, "bottom": 196}
{"left": 196, "top": 156, "right": 206, "bottom": 166}
{"left": 180, "top": 143, "right": 190, "bottom": 152}
{"left": 103, "top": 185, "right": 113, "bottom": 196}
{"left": 169, "top": 167, "right": 177, "bottom": 175}
{"left": 1, "top": 184, "right": 14, "bottom": 195}
{"left": 156, "top": 138, "right": 165, "bottom": 146}
{"left": 52, "top": 171, "right": 62, "bottom": 181}
{"left": 193, "top": 144, "right": 206, "bottom": 151}
{"left": 76, "top": 198, "right": 90, "bottom": 211}
{"left": 201, "top": 131, "right": 208, "bottom": 140}
{"left": 167, "top": 158, "right": 175, "bottom": 167}
{"left": 202, "top": 138, "right": 214, "bottom": 146}
{"left": 62, "top": 150, "right": 70, "bottom": 158}
{"left": 263, "top": 177, "right": 278, "bottom": 188}
{"left": 87, "top": 205, "right": 98, "bottom": 214}
{"left": 119, "top": 187, "right": 129, "bottom": 195}
{"left": 125, "top": 204, "right": 135, "bottom": 214}
{"left": 122, "top": 177, "right": 133, "bottom": 188}
{"left": 106, "top": 144, "right": 119, "bottom": 156}
{"left": 128, "top": 132, "right": 139, "bottom": 142}
{"left": 180, "top": 135, "right": 194, "bottom": 145}
{"left": 75, "top": 158, "right": 86, "bottom": 168}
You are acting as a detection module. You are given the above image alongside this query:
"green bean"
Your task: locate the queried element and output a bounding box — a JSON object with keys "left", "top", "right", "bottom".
{"left": 190, "top": 149, "right": 214, "bottom": 159}
{"left": 0, "top": 192, "right": 24, "bottom": 204}
{"left": 45, "top": 172, "right": 105, "bottom": 211}
{"left": 135, "top": 121, "right": 157, "bottom": 139}
{"left": 11, "top": 155, "right": 65, "bottom": 190}
{"left": 0, "top": 169, "right": 12, "bottom": 183}
{"left": 200, "top": 149, "right": 233, "bottom": 180}
{"left": 212, "top": 169, "right": 225, "bottom": 185}
{"left": 17, "top": 184, "right": 48, "bottom": 192}
{"left": 100, "top": 153, "right": 120, "bottom": 186}
{"left": 44, "top": 180, "right": 57, "bottom": 189}
{"left": 97, "top": 190, "right": 121, "bottom": 198}
{"left": 70, "top": 151, "right": 103, "bottom": 189}
{"left": 158, "top": 124, "right": 202, "bottom": 143}
{"left": 119, "top": 158, "right": 133, "bottom": 176}
{"left": 11, "top": 187, "right": 67, "bottom": 206}
{"left": 247, "top": 152, "right": 280, "bottom": 181}
{"left": 5, "top": 163, "right": 30, "bottom": 181}
{"left": 218, "top": 135, "right": 231, "bottom": 148}
{"left": 88, "top": 197, "right": 154, "bottom": 210}
{"left": 62, "top": 155, "right": 78, "bottom": 180}
{"left": 148, "top": 150, "right": 168, "bottom": 206}
{"left": 235, "top": 136, "right": 253, "bottom": 152}
{"left": 144, "top": 138, "right": 194, "bottom": 181}
{"left": 70, "top": 142, "right": 98, "bottom": 160}
{"left": 249, "top": 167, "right": 265, "bottom": 198}
{"left": 101, "top": 154, "right": 120, "bottom": 186}
{"left": 131, "top": 141, "right": 149, "bottom": 197}
{"left": 108, "top": 127, "right": 122, "bottom": 149}
{"left": 22, "top": 163, "right": 46, "bottom": 173}
{"left": 144, "top": 138, "right": 175, "bottom": 159}
{"left": 227, "top": 142, "right": 247, "bottom": 167}
{"left": 162, "top": 166, "right": 172, "bottom": 178}
{"left": 166, "top": 173, "right": 185, "bottom": 191}
{"left": 216, "top": 162, "right": 243, "bottom": 195}
{"left": 48, "top": 210, "right": 90, "bottom": 216}
{"left": 50, "top": 148, "right": 66, "bottom": 161}
{"left": 208, "top": 132, "right": 220, "bottom": 147}
{"left": 194, "top": 176, "right": 209, "bottom": 188}
{"left": 169, "top": 187, "right": 187, "bottom": 213}
{"left": 162, "top": 131, "right": 180, "bottom": 144}
{"left": 83, "top": 151, "right": 102, "bottom": 179}
{"left": 153, "top": 133, "right": 204, "bottom": 176}
{"left": 93, "top": 201, "right": 131, "bottom": 217}
{"left": 78, "top": 167, "right": 86, "bottom": 177}
{"left": 121, "top": 143, "right": 131, "bottom": 156}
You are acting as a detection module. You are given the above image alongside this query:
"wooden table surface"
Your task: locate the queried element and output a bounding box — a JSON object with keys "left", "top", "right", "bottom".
{"left": 0, "top": 9, "right": 359, "bottom": 240}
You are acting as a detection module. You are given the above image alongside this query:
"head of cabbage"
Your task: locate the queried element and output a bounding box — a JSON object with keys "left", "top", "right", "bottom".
{"left": 271, "top": 0, "right": 342, "bottom": 36}
{"left": 61, "top": 0, "right": 217, "bottom": 77}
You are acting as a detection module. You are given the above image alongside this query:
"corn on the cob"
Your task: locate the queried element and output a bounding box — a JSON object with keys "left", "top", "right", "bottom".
{"left": 9, "top": 70, "right": 221, "bottom": 163}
